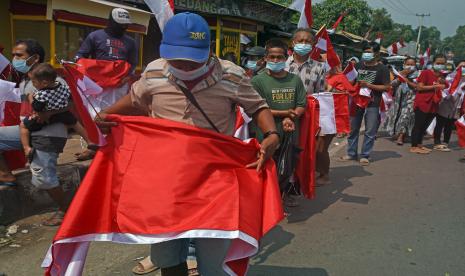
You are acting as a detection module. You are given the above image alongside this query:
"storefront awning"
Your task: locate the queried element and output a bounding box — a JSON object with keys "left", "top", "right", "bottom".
{"left": 48, "top": 0, "right": 151, "bottom": 34}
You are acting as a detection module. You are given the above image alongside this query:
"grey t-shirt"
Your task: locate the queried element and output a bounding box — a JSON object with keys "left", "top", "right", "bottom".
{"left": 21, "top": 77, "right": 69, "bottom": 153}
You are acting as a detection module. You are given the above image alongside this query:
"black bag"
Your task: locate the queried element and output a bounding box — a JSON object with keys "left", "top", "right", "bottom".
{"left": 275, "top": 132, "right": 301, "bottom": 186}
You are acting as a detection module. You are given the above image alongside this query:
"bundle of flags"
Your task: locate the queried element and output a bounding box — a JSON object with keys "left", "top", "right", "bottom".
{"left": 312, "top": 92, "right": 350, "bottom": 135}
{"left": 387, "top": 39, "right": 406, "bottom": 56}
{"left": 296, "top": 96, "right": 319, "bottom": 199}
{"left": 42, "top": 115, "right": 284, "bottom": 276}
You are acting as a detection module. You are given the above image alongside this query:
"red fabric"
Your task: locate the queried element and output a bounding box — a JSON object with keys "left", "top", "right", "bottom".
{"left": 326, "top": 73, "right": 355, "bottom": 93}
{"left": 349, "top": 85, "right": 371, "bottom": 115}
{"left": 296, "top": 96, "right": 319, "bottom": 199}
{"left": 234, "top": 106, "right": 245, "bottom": 131}
{"left": 304, "top": 0, "right": 313, "bottom": 27}
{"left": 456, "top": 118, "right": 465, "bottom": 148}
{"left": 45, "top": 115, "right": 283, "bottom": 276}
{"left": 449, "top": 66, "right": 463, "bottom": 95}
{"left": 62, "top": 64, "right": 105, "bottom": 146}
{"left": 333, "top": 93, "right": 350, "bottom": 134}
{"left": 76, "top": 58, "right": 131, "bottom": 88}
{"left": 415, "top": 70, "right": 440, "bottom": 113}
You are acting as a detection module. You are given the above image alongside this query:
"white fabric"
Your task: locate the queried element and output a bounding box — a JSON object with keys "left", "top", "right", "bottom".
{"left": 295, "top": 0, "right": 311, "bottom": 28}
{"left": 313, "top": 92, "right": 337, "bottom": 135}
{"left": 233, "top": 107, "right": 252, "bottom": 140}
{"left": 83, "top": 84, "right": 129, "bottom": 119}
{"left": 77, "top": 75, "right": 103, "bottom": 96}
{"left": 316, "top": 38, "right": 327, "bottom": 51}
{"left": 0, "top": 80, "right": 21, "bottom": 124}
{"left": 0, "top": 54, "right": 9, "bottom": 73}
{"left": 359, "top": 87, "right": 372, "bottom": 97}
{"left": 144, "top": 0, "right": 174, "bottom": 31}
{"left": 43, "top": 230, "right": 258, "bottom": 276}
{"left": 426, "top": 118, "right": 436, "bottom": 135}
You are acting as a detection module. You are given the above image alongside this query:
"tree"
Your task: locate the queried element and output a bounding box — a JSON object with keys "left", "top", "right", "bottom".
{"left": 312, "top": 0, "right": 372, "bottom": 35}
{"left": 442, "top": 25, "right": 465, "bottom": 61}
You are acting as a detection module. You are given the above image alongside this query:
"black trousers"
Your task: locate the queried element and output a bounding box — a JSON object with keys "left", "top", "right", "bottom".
{"left": 434, "top": 115, "right": 456, "bottom": 144}
{"left": 411, "top": 109, "right": 435, "bottom": 147}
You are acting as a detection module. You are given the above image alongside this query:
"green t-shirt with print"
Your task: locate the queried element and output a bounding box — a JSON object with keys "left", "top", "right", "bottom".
{"left": 251, "top": 71, "right": 307, "bottom": 141}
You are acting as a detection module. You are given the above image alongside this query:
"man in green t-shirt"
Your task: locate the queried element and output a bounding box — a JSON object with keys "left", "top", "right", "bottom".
{"left": 251, "top": 38, "right": 306, "bottom": 207}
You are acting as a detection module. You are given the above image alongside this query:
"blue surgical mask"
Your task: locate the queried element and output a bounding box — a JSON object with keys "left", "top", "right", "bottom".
{"left": 246, "top": 60, "right": 257, "bottom": 70}
{"left": 433, "top": 64, "right": 445, "bottom": 71}
{"left": 266, "top": 61, "right": 286, "bottom": 72}
{"left": 293, "top": 43, "right": 312, "bottom": 56}
{"left": 361, "top": 52, "right": 375, "bottom": 62}
{"left": 168, "top": 62, "right": 209, "bottom": 81}
{"left": 12, "top": 56, "right": 33, "bottom": 73}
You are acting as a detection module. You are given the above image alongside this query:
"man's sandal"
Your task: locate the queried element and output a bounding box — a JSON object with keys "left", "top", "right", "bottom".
{"left": 132, "top": 256, "right": 158, "bottom": 275}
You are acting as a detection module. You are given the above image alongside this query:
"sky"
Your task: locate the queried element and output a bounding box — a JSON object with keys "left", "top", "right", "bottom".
{"left": 314, "top": 0, "right": 465, "bottom": 38}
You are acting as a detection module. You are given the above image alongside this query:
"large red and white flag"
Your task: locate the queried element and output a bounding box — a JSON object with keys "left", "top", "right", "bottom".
{"left": 456, "top": 115, "right": 465, "bottom": 148}
{"left": 62, "top": 63, "right": 106, "bottom": 146}
{"left": 311, "top": 27, "right": 340, "bottom": 68}
{"left": 42, "top": 115, "right": 283, "bottom": 276}
{"left": 447, "top": 66, "right": 463, "bottom": 96}
{"left": 387, "top": 39, "right": 406, "bottom": 56}
{"left": 313, "top": 92, "right": 350, "bottom": 134}
{"left": 144, "top": 0, "right": 174, "bottom": 31}
{"left": 343, "top": 62, "right": 358, "bottom": 82}
{"left": 290, "top": 0, "right": 313, "bottom": 28}
{"left": 76, "top": 58, "right": 131, "bottom": 88}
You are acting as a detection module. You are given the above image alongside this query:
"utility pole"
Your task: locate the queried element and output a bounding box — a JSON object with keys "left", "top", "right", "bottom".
{"left": 415, "top": 13, "right": 430, "bottom": 57}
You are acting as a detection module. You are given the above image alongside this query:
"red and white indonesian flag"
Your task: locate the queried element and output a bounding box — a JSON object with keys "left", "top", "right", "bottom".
{"left": 343, "top": 62, "right": 358, "bottom": 82}
{"left": 76, "top": 58, "right": 131, "bottom": 89}
{"left": 62, "top": 63, "right": 106, "bottom": 146}
{"left": 419, "top": 48, "right": 430, "bottom": 69}
{"left": 387, "top": 40, "right": 406, "bottom": 56}
{"left": 144, "top": 0, "right": 174, "bottom": 31}
{"left": 392, "top": 66, "right": 407, "bottom": 83}
{"left": 42, "top": 115, "right": 283, "bottom": 276}
{"left": 0, "top": 79, "right": 21, "bottom": 124}
{"left": 455, "top": 116, "right": 465, "bottom": 148}
{"left": 447, "top": 66, "right": 463, "bottom": 96}
{"left": 234, "top": 106, "right": 252, "bottom": 140}
{"left": 313, "top": 92, "right": 350, "bottom": 134}
{"left": 290, "top": 0, "right": 313, "bottom": 28}
{"left": 374, "top": 33, "right": 383, "bottom": 44}
{"left": 311, "top": 27, "right": 340, "bottom": 68}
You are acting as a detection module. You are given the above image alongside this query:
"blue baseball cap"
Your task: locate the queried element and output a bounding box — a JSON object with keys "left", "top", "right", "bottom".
{"left": 160, "top": 12, "right": 210, "bottom": 63}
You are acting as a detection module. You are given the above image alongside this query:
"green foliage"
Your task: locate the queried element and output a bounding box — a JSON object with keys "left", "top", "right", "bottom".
{"left": 312, "top": 0, "right": 372, "bottom": 35}
{"left": 442, "top": 25, "right": 465, "bottom": 61}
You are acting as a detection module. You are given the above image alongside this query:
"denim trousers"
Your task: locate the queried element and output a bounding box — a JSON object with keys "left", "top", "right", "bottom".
{"left": 347, "top": 106, "right": 380, "bottom": 159}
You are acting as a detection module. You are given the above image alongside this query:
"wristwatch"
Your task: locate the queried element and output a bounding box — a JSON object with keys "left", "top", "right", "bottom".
{"left": 263, "top": 130, "right": 280, "bottom": 139}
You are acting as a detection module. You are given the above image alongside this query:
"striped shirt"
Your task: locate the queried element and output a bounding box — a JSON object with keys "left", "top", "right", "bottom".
{"left": 286, "top": 55, "right": 327, "bottom": 94}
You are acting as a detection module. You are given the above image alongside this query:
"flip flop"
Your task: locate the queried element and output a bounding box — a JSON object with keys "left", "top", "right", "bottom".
{"left": 132, "top": 256, "right": 158, "bottom": 275}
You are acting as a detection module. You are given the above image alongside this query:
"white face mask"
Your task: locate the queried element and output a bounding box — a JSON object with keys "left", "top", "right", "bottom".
{"left": 168, "top": 62, "right": 209, "bottom": 81}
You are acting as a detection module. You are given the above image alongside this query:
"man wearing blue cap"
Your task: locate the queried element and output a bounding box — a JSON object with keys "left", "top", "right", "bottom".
{"left": 96, "top": 12, "right": 280, "bottom": 276}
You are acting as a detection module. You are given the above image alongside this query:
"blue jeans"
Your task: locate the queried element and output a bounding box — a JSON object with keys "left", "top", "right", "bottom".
{"left": 0, "top": 125, "right": 21, "bottom": 152}
{"left": 30, "top": 150, "right": 60, "bottom": 190}
{"left": 347, "top": 106, "right": 380, "bottom": 159}
{"left": 150, "top": 238, "right": 231, "bottom": 276}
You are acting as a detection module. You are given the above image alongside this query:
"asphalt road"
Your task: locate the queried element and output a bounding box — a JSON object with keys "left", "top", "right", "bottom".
{"left": 1, "top": 135, "right": 464, "bottom": 276}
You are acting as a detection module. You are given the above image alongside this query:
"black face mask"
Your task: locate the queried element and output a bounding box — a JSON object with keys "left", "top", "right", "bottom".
{"left": 105, "top": 17, "right": 127, "bottom": 38}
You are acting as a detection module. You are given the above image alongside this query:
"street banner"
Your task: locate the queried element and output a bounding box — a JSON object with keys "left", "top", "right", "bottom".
{"left": 42, "top": 115, "right": 284, "bottom": 276}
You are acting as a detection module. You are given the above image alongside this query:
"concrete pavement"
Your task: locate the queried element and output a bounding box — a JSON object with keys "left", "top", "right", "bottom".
{"left": 0, "top": 135, "right": 464, "bottom": 276}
